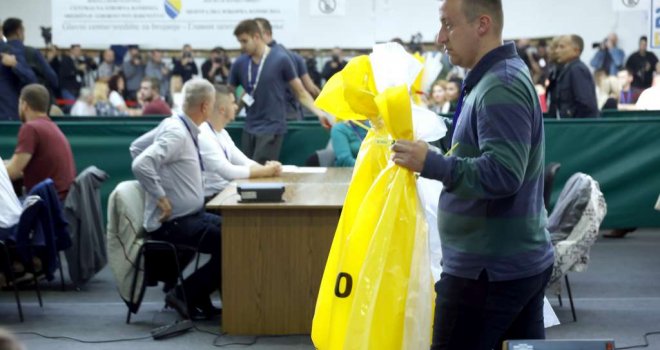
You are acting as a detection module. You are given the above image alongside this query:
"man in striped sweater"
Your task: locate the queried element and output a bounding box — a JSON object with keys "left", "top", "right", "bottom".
{"left": 392, "top": 0, "right": 554, "bottom": 349}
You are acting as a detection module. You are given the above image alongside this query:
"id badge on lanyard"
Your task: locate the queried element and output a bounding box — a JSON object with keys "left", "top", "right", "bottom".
{"left": 244, "top": 46, "right": 270, "bottom": 107}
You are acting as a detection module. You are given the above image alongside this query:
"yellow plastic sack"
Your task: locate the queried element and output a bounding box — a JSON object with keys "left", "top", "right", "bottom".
{"left": 312, "top": 55, "right": 434, "bottom": 350}
{"left": 411, "top": 52, "right": 425, "bottom": 106}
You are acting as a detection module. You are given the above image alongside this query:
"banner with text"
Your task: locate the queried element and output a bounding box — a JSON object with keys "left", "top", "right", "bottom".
{"left": 653, "top": 0, "right": 660, "bottom": 48}
{"left": 52, "top": 0, "right": 300, "bottom": 49}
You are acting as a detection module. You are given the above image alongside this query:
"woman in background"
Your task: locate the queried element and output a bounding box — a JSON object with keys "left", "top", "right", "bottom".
{"left": 93, "top": 81, "right": 123, "bottom": 116}
{"left": 331, "top": 120, "right": 368, "bottom": 167}
{"left": 108, "top": 74, "right": 129, "bottom": 112}
{"left": 428, "top": 80, "right": 451, "bottom": 115}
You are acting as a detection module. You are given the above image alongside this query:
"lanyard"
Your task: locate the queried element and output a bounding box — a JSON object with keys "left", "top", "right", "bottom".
{"left": 348, "top": 121, "right": 366, "bottom": 141}
{"left": 620, "top": 90, "right": 632, "bottom": 104}
{"left": 247, "top": 46, "right": 270, "bottom": 94}
{"left": 206, "top": 121, "right": 229, "bottom": 160}
{"left": 178, "top": 115, "right": 204, "bottom": 172}
{"left": 451, "top": 82, "right": 467, "bottom": 131}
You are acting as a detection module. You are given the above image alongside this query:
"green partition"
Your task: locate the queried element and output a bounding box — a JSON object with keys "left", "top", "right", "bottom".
{"left": 0, "top": 118, "right": 330, "bottom": 224}
{"left": 544, "top": 117, "right": 660, "bottom": 228}
{"left": 1, "top": 116, "right": 659, "bottom": 229}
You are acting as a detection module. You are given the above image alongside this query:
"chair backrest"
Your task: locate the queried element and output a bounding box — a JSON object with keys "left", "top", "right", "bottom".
{"left": 317, "top": 147, "right": 336, "bottom": 167}
{"left": 16, "top": 196, "right": 44, "bottom": 239}
{"left": 549, "top": 173, "right": 607, "bottom": 283}
{"left": 547, "top": 172, "right": 592, "bottom": 242}
{"left": 63, "top": 166, "right": 109, "bottom": 285}
{"left": 543, "top": 162, "right": 561, "bottom": 209}
{"left": 106, "top": 180, "right": 147, "bottom": 310}
{"left": 13, "top": 196, "right": 45, "bottom": 264}
{"left": 306, "top": 141, "right": 335, "bottom": 167}
{"left": 110, "top": 180, "right": 146, "bottom": 238}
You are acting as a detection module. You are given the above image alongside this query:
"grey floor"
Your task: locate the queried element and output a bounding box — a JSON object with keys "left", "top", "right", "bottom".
{"left": 1, "top": 229, "right": 659, "bottom": 349}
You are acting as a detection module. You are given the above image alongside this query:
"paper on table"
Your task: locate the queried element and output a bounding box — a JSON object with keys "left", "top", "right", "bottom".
{"left": 282, "top": 165, "right": 328, "bottom": 173}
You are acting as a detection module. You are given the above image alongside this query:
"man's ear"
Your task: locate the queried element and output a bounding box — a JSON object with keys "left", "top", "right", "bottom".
{"left": 477, "top": 15, "right": 491, "bottom": 35}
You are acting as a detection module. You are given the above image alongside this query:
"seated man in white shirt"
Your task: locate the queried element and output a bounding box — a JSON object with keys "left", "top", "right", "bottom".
{"left": 0, "top": 156, "right": 22, "bottom": 240}
{"left": 199, "top": 84, "right": 282, "bottom": 201}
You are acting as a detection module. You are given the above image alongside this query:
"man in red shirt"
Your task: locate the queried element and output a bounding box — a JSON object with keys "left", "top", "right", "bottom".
{"left": 140, "top": 77, "right": 172, "bottom": 116}
{"left": 5, "top": 84, "right": 76, "bottom": 200}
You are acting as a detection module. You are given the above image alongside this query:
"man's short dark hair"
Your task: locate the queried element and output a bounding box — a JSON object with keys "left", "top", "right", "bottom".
{"left": 233, "top": 19, "right": 261, "bottom": 37}
{"left": 214, "top": 84, "right": 233, "bottom": 101}
{"left": 20, "top": 84, "right": 50, "bottom": 113}
{"left": 142, "top": 77, "right": 160, "bottom": 94}
{"left": 640, "top": 36, "right": 648, "bottom": 43}
{"left": 254, "top": 17, "right": 272, "bottom": 35}
{"left": 461, "top": 0, "right": 503, "bottom": 34}
{"left": 213, "top": 84, "right": 234, "bottom": 108}
{"left": 569, "top": 34, "right": 584, "bottom": 54}
{"left": 2, "top": 18, "right": 22, "bottom": 38}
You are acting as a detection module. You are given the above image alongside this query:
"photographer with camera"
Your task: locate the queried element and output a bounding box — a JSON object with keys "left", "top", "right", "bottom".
{"left": 58, "top": 44, "right": 90, "bottom": 101}
{"left": 202, "top": 47, "right": 230, "bottom": 85}
{"left": 98, "top": 49, "right": 120, "bottom": 82}
{"left": 172, "top": 44, "right": 199, "bottom": 83}
{"left": 590, "top": 33, "right": 625, "bottom": 76}
{"left": 321, "top": 47, "right": 347, "bottom": 84}
{"left": 122, "top": 45, "right": 145, "bottom": 101}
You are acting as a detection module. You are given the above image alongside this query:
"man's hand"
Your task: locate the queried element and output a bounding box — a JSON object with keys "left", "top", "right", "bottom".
{"left": 265, "top": 160, "right": 282, "bottom": 176}
{"left": 391, "top": 140, "right": 429, "bottom": 173}
{"left": 317, "top": 111, "right": 332, "bottom": 129}
{"left": 157, "top": 196, "right": 172, "bottom": 222}
{"left": 1, "top": 53, "right": 17, "bottom": 68}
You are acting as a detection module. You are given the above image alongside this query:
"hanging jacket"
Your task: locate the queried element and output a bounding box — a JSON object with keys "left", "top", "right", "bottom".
{"left": 106, "top": 180, "right": 147, "bottom": 312}
{"left": 64, "top": 166, "right": 109, "bottom": 286}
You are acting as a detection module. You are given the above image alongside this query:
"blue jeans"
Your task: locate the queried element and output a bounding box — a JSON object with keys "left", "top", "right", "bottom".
{"left": 431, "top": 265, "right": 553, "bottom": 350}
{"left": 149, "top": 211, "right": 222, "bottom": 305}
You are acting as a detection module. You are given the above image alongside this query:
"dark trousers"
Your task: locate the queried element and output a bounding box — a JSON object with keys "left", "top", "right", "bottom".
{"left": 431, "top": 265, "right": 553, "bottom": 350}
{"left": 149, "top": 211, "right": 221, "bottom": 305}
{"left": 241, "top": 130, "right": 284, "bottom": 164}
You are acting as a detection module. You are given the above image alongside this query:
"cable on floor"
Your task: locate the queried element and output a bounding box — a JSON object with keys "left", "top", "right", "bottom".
{"left": 14, "top": 331, "right": 152, "bottom": 344}
{"left": 616, "top": 331, "right": 660, "bottom": 350}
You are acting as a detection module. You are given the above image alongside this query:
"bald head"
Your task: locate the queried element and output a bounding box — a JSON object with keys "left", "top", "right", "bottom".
{"left": 555, "top": 35, "right": 583, "bottom": 64}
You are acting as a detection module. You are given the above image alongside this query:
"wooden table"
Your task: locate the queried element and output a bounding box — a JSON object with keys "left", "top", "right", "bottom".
{"left": 206, "top": 168, "right": 353, "bottom": 335}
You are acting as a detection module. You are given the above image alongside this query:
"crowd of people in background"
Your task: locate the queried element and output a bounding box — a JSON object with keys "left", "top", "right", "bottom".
{"left": 3, "top": 14, "right": 658, "bottom": 124}
{"left": 3, "top": 15, "right": 660, "bottom": 171}
{"left": 0, "top": 16, "right": 351, "bottom": 121}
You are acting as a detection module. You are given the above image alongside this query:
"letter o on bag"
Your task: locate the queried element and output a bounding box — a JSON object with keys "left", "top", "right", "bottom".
{"left": 334, "top": 272, "right": 353, "bottom": 298}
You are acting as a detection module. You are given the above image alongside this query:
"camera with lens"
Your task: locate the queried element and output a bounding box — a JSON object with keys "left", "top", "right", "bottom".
{"left": 213, "top": 57, "right": 223, "bottom": 64}
{"left": 592, "top": 39, "right": 608, "bottom": 50}
{"left": 40, "top": 26, "right": 52, "bottom": 46}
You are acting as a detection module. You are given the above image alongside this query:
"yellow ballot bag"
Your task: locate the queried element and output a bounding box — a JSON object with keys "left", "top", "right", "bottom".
{"left": 312, "top": 49, "right": 434, "bottom": 350}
